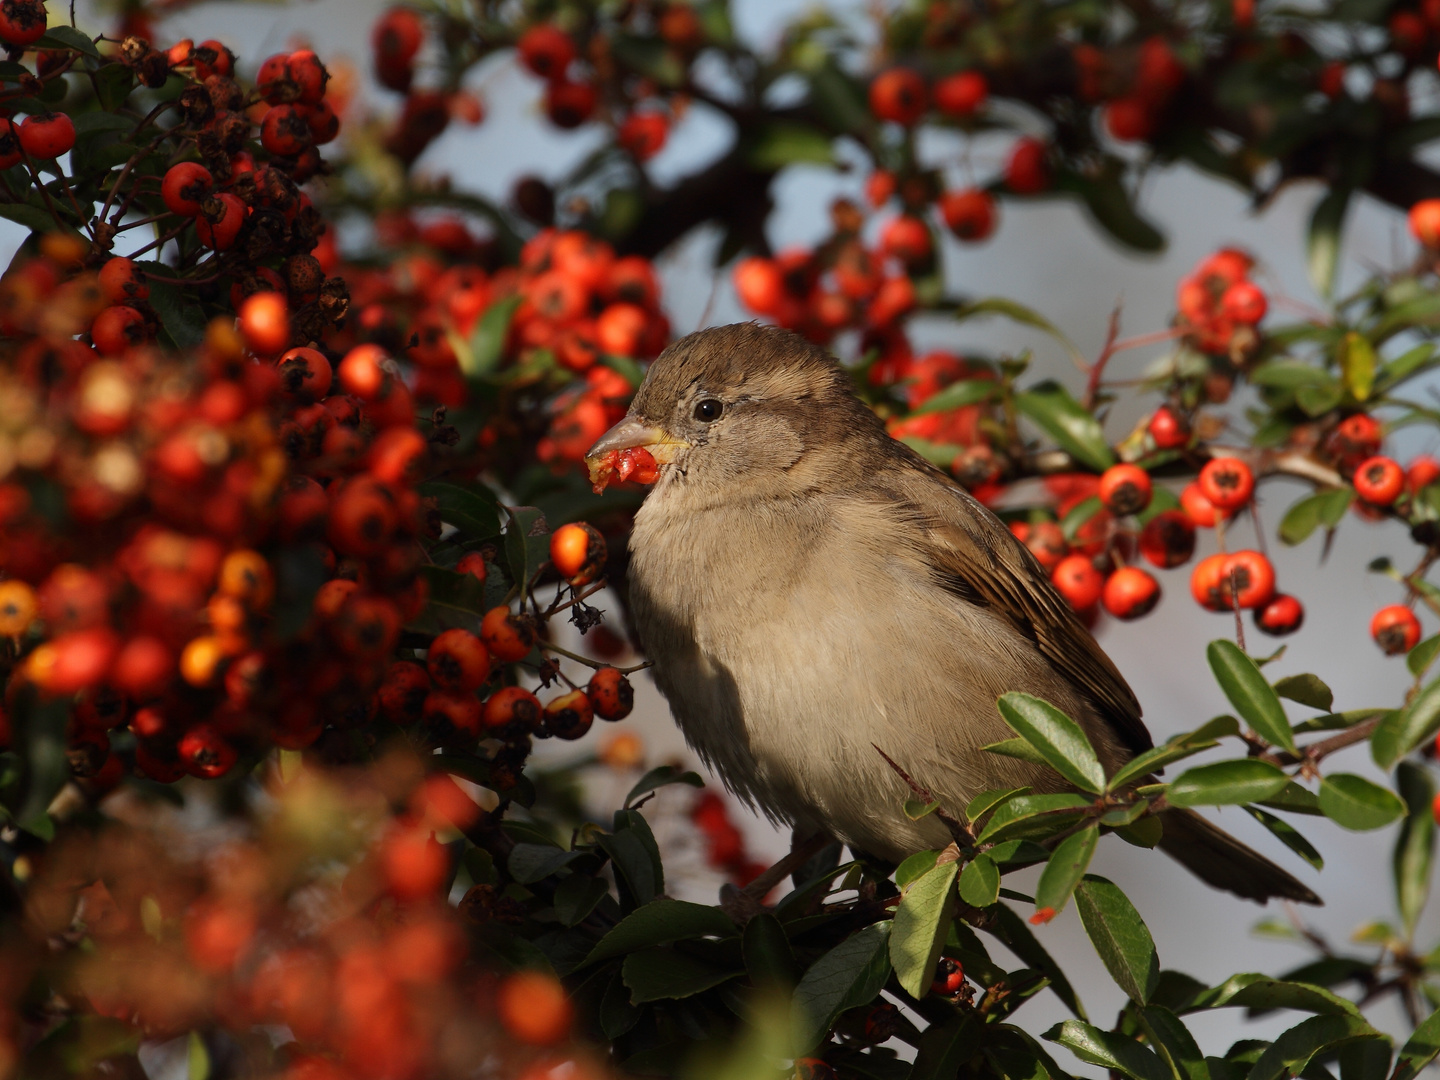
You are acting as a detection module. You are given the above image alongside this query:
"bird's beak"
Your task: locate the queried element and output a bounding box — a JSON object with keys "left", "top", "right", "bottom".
{"left": 585, "top": 415, "right": 690, "bottom": 486}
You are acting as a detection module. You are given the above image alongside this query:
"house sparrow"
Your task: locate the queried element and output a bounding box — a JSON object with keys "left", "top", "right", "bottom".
{"left": 586, "top": 323, "right": 1318, "bottom": 905}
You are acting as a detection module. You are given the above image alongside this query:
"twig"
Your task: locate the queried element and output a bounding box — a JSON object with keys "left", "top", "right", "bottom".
{"left": 871, "top": 743, "right": 974, "bottom": 845}
{"left": 1082, "top": 302, "right": 1123, "bottom": 408}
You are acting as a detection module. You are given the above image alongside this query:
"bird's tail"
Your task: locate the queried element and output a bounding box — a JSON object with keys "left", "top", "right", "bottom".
{"left": 1157, "top": 807, "right": 1321, "bottom": 905}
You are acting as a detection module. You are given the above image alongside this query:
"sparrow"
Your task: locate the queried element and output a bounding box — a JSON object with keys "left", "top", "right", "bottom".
{"left": 585, "top": 322, "right": 1319, "bottom": 905}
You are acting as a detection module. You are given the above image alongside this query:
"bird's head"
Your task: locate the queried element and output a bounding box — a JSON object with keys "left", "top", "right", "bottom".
{"left": 585, "top": 323, "right": 878, "bottom": 496}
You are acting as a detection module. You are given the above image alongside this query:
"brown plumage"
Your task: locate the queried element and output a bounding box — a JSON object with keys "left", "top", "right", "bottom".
{"left": 587, "top": 322, "right": 1319, "bottom": 905}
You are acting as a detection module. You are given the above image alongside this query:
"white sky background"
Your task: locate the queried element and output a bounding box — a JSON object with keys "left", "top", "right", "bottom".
{"left": 28, "top": 0, "right": 1440, "bottom": 1068}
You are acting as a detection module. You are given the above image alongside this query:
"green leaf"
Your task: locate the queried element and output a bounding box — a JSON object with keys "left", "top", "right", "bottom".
{"left": 1195, "top": 974, "right": 1365, "bottom": 1019}
{"left": 1273, "top": 675, "right": 1333, "bottom": 713}
{"left": 742, "top": 912, "right": 799, "bottom": 988}
{"left": 1015, "top": 381, "right": 1116, "bottom": 472}
{"left": 1376, "top": 344, "right": 1438, "bottom": 393}
{"left": 1259, "top": 781, "right": 1324, "bottom": 816}
{"left": 1339, "top": 333, "right": 1378, "bottom": 402}
{"left": 1046, "top": 1020, "right": 1171, "bottom": 1080}
{"left": 145, "top": 274, "right": 207, "bottom": 349}
{"left": 1319, "top": 774, "right": 1407, "bottom": 831}
{"left": 1409, "top": 636, "right": 1440, "bottom": 680}
{"left": 1074, "top": 876, "right": 1159, "bottom": 1004}
{"left": 0, "top": 200, "right": 61, "bottom": 234}
{"left": 554, "top": 874, "right": 609, "bottom": 927}
{"left": 1279, "top": 490, "right": 1355, "bottom": 545}
{"left": 912, "top": 1013, "right": 984, "bottom": 1080}
{"left": 896, "top": 849, "right": 941, "bottom": 889}
{"left": 966, "top": 787, "right": 1032, "bottom": 825}
{"left": 891, "top": 859, "right": 958, "bottom": 997}
{"left": 904, "top": 797, "right": 942, "bottom": 820}
{"left": 911, "top": 378, "right": 1001, "bottom": 417}
{"left": 463, "top": 294, "right": 521, "bottom": 378}
{"left": 1390, "top": 1003, "right": 1440, "bottom": 1080}
{"left": 1308, "top": 186, "right": 1349, "bottom": 299}
{"left": 508, "top": 842, "right": 583, "bottom": 884}
{"left": 93, "top": 63, "right": 134, "bottom": 110}
{"left": 580, "top": 898, "right": 737, "bottom": 967}
{"left": 791, "top": 921, "right": 893, "bottom": 1053}
{"left": 37, "top": 26, "right": 100, "bottom": 57}
{"left": 1138, "top": 1005, "right": 1210, "bottom": 1080}
{"left": 1109, "top": 716, "right": 1241, "bottom": 790}
{"left": 1073, "top": 171, "right": 1166, "bottom": 252}
{"left": 415, "top": 565, "right": 488, "bottom": 627}
{"left": 1297, "top": 381, "right": 1345, "bottom": 417}
{"left": 503, "top": 505, "right": 548, "bottom": 593}
{"left": 622, "top": 946, "right": 739, "bottom": 1003}
{"left": 992, "top": 905, "right": 1087, "bottom": 1018}
{"left": 624, "top": 764, "right": 703, "bottom": 808}
{"left": 998, "top": 692, "right": 1106, "bottom": 794}
{"left": 1250, "top": 360, "right": 1337, "bottom": 390}
{"left": 1207, "top": 641, "right": 1297, "bottom": 751}
{"left": 1166, "top": 760, "right": 1289, "bottom": 807}
{"left": 744, "top": 121, "right": 834, "bottom": 170}
{"left": 187, "top": 1031, "right": 210, "bottom": 1080}
{"left": 418, "top": 480, "right": 502, "bottom": 538}
{"left": 1034, "top": 827, "right": 1098, "bottom": 915}
{"left": 983, "top": 737, "right": 1052, "bottom": 768}
{"left": 959, "top": 854, "right": 1000, "bottom": 907}
{"left": 955, "top": 300, "right": 1085, "bottom": 368}
{"left": 1393, "top": 763, "right": 1434, "bottom": 936}
{"left": 1244, "top": 806, "right": 1323, "bottom": 870}
{"left": 1247, "top": 1014, "right": 1382, "bottom": 1080}
{"left": 1373, "top": 676, "right": 1440, "bottom": 770}
{"left": 977, "top": 793, "right": 1091, "bottom": 844}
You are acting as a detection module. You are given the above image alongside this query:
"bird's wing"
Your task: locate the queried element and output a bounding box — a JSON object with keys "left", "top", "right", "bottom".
{"left": 875, "top": 451, "right": 1152, "bottom": 756}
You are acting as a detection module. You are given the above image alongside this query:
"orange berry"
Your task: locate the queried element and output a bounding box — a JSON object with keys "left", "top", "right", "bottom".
{"left": 427, "top": 629, "right": 491, "bottom": 692}
{"left": 1051, "top": 555, "right": 1103, "bottom": 610}
{"left": 1354, "top": 455, "right": 1405, "bottom": 506}
{"left": 587, "top": 667, "right": 634, "bottom": 720}
{"left": 481, "top": 606, "right": 537, "bottom": 662}
{"left": 482, "top": 685, "right": 542, "bottom": 736}
{"left": 456, "top": 552, "right": 488, "bottom": 583}
{"left": 1197, "top": 457, "right": 1255, "bottom": 511}
{"left": 550, "top": 522, "right": 606, "bottom": 585}
{"left": 1255, "top": 593, "right": 1304, "bottom": 637}
{"left": 1190, "top": 552, "right": 1230, "bottom": 612}
{"left": 1219, "top": 550, "right": 1276, "bottom": 610}
{"left": 179, "top": 634, "right": 226, "bottom": 687}
{"left": 0, "top": 580, "right": 37, "bottom": 635}
{"left": 544, "top": 689, "right": 594, "bottom": 740}
{"left": 239, "top": 291, "right": 290, "bottom": 354}
{"left": 1102, "top": 567, "right": 1161, "bottom": 620}
{"left": 1411, "top": 199, "right": 1440, "bottom": 247}
{"left": 379, "top": 827, "right": 449, "bottom": 900}
{"left": 422, "top": 690, "right": 483, "bottom": 737}
{"left": 496, "top": 971, "right": 573, "bottom": 1045}
{"left": 1097, "top": 464, "right": 1152, "bottom": 516}
{"left": 869, "top": 68, "right": 927, "bottom": 125}
{"left": 218, "top": 549, "right": 274, "bottom": 608}
{"left": 1373, "top": 605, "right": 1422, "bottom": 655}
{"left": 1138, "top": 510, "right": 1195, "bottom": 568}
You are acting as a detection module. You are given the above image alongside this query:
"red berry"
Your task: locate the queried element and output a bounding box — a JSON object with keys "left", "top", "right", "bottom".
{"left": 287, "top": 49, "right": 329, "bottom": 104}
{"left": 1373, "top": 605, "right": 1422, "bottom": 655}
{"left": 1052, "top": 554, "right": 1103, "bottom": 609}
{"left": 934, "top": 71, "right": 988, "bottom": 116}
{"left": 178, "top": 724, "right": 238, "bottom": 779}
{"left": 456, "top": 552, "right": 488, "bottom": 583}
{"left": 1180, "top": 482, "right": 1224, "bottom": 527}
{"left": 482, "top": 685, "right": 542, "bottom": 736}
{"left": 1138, "top": 510, "right": 1196, "bottom": 568}
{"left": 0, "top": 0, "right": 47, "bottom": 46}
{"left": 162, "top": 162, "right": 213, "bottom": 217}
{"left": 240, "top": 292, "right": 290, "bottom": 355}
{"left": 544, "top": 689, "right": 594, "bottom": 740}
{"left": 427, "top": 629, "right": 491, "bottom": 693}
{"left": 378, "top": 661, "right": 432, "bottom": 723}
{"left": 379, "top": 826, "right": 448, "bottom": 900}
{"left": 261, "top": 104, "right": 312, "bottom": 156}
{"left": 1190, "top": 553, "right": 1231, "bottom": 612}
{"left": 1097, "top": 464, "right": 1152, "bottom": 516}
{"left": 1409, "top": 454, "right": 1440, "bottom": 494}
{"left": 1221, "top": 281, "right": 1267, "bottom": 324}
{"left": 90, "top": 305, "right": 148, "bottom": 355}
{"left": 1148, "top": 406, "right": 1190, "bottom": 449}
{"left": 480, "top": 606, "right": 537, "bottom": 662}
{"left": 1255, "top": 593, "right": 1304, "bottom": 636}
{"left": 373, "top": 6, "right": 424, "bottom": 66}
{"left": 18, "top": 113, "right": 75, "bottom": 158}
{"left": 1411, "top": 199, "right": 1440, "bottom": 247}
{"left": 276, "top": 347, "right": 332, "bottom": 401}
{"left": 1105, "top": 97, "right": 1154, "bottom": 141}
{"left": 1198, "top": 457, "right": 1255, "bottom": 511}
{"left": 197, "top": 193, "right": 246, "bottom": 250}
{"left": 938, "top": 188, "right": 997, "bottom": 242}
{"left": 496, "top": 971, "right": 572, "bottom": 1045}
{"left": 587, "top": 667, "right": 634, "bottom": 721}
{"left": 1219, "top": 549, "right": 1276, "bottom": 610}
{"left": 1354, "top": 455, "right": 1405, "bottom": 506}
{"left": 545, "top": 80, "right": 597, "bottom": 128}
{"left": 0, "top": 118, "right": 20, "bottom": 168}
{"left": 1102, "top": 566, "right": 1161, "bottom": 620}
{"left": 1019, "top": 520, "right": 1068, "bottom": 571}
{"left": 518, "top": 24, "right": 576, "bottom": 79}
{"left": 1005, "top": 137, "right": 1050, "bottom": 193}
{"left": 98, "top": 256, "right": 148, "bottom": 303}
{"left": 550, "top": 522, "right": 606, "bottom": 585}
{"left": 618, "top": 112, "right": 668, "bottom": 160}
{"left": 869, "top": 68, "right": 927, "bottom": 125}
{"left": 733, "top": 257, "right": 784, "bottom": 315}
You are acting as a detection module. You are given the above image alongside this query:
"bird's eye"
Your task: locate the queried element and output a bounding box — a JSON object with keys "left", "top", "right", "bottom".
{"left": 693, "top": 399, "right": 724, "bottom": 422}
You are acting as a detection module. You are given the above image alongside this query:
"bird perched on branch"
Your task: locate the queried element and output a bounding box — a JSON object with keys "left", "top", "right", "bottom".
{"left": 586, "top": 322, "right": 1318, "bottom": 906}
